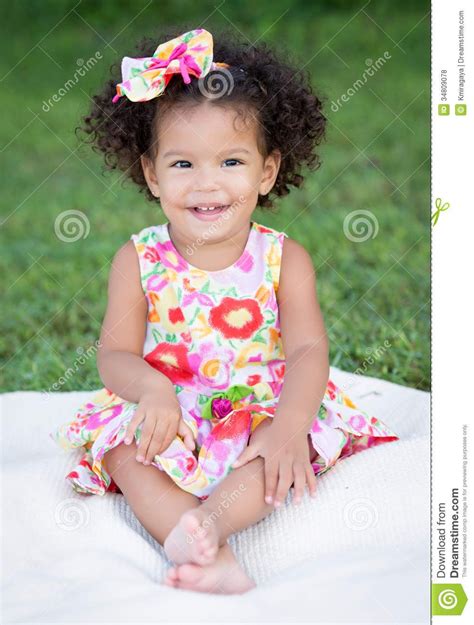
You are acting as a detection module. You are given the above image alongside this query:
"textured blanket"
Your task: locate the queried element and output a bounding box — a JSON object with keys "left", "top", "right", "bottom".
{"left": 1, "top": 367, "right": 429, "bottom": 623}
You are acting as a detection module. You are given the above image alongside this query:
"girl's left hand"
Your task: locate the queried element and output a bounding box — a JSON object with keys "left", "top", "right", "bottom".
{"left": 231, "top": 421, "right": 317, "bottom": 507}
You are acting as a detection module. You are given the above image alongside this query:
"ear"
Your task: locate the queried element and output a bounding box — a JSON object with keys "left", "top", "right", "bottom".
{"left": 258, "top": 149, "right": 281, "bottom": 197}
{"left": 140, "top": 154, "right": 160, "bottom": 198}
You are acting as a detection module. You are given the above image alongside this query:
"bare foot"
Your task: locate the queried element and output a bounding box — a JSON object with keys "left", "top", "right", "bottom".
{"left": 163, "top": 508, "right": 219, "bottom": 567}
{"left": 163, "top": 542, "right": 255, "bottom": 594}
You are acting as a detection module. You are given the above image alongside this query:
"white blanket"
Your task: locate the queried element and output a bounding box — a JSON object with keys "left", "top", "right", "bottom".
{"left": 1, "top": 367, "right": 430, "bottom": 624}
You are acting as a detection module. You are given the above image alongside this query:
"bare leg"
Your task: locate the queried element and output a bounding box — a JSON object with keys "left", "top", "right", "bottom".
{"left": 165, "top": 419, "right": 319, "bottom": 593}
{"left": 103, "top": 443, "right": 205, "bottom": 561}
{"left": 171, "top": 419, "right": 318, "bottom": 549}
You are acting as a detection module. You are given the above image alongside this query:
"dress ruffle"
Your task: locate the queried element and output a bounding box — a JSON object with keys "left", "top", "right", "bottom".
{"left": 50, "top": 379, "right": 398, "bottom": 500}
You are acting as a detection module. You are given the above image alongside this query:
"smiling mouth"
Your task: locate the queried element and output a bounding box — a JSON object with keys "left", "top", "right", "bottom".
{"left": 189, "top": 205, "right": 230, "bottom": 215}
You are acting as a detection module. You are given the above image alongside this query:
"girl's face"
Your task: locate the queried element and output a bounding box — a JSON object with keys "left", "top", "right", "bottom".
{"left": 141, "top": 101, "right": 281, "bottom": 244}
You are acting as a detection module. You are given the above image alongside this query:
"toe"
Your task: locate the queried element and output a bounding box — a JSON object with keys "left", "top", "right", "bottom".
{"left": 167, "top": 567, "right": 178, "bottom": 579}
{"left": 177, "top": 563, "right": 203, "bottom": 583}
{"left": 163, "top": 570, "right": 178, "bottom": 586}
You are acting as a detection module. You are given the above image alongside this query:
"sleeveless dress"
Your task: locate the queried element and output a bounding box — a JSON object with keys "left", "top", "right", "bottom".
{"left": 50, "top": 220, "right": 399, "bottom": 501}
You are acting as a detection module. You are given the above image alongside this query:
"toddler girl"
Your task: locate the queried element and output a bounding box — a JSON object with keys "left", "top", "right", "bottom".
{"left": 50, "top": 26, "right": 399, "bottom": 595}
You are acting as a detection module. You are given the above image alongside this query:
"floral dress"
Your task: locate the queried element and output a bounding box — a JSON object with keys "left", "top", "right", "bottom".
{"left": 50, "top": 220, "right": 399, "bottom": 501}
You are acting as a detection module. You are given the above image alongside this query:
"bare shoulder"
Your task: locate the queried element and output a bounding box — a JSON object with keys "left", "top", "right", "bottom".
{"left": 279, "top": 236, "right": 317, "bottom": 293}
{"left": 110, "top": 239, "right": 142, "bottom": 284}
{"left": 277, "top": 236, "right": 328, "bottom": 355}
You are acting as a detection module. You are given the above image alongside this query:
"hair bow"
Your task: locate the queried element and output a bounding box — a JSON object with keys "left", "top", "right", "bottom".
{"left": 112, "top": 28, "right": 230, "bottom": 103}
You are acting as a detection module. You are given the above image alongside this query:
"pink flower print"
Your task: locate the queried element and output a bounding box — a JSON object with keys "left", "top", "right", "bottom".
{"left": 86, "top": 405, "right": 123, "bottom": 431}
{"left": 235, "top": 250, "right": 254, "bottom": 272}
{"left": 90, "top": 474, "right": 103, "bottom": 487}
{"left": 348, "top": 413, "right": 367, "bottom": 431}
{"left": 268, "top": 360, "right": 286, "bottom": 384}
{"left": 182, "top": 291, "right": 215, "bottom": 307}
{"left": 211, "top": 397, "right": 233, "bottom": 419}
{"left": 146, "top": 274, "right": 168, "bottom": 293}
{"left": 209, "top": 439, "right": 232, "bottom": 462}
{"left": 310, "top": 416, "right": 324, "bottom": 433}
{"left": 156, "top": 240, "right": 189, "bottom": 272}
{"left": 188, "top": 341, "right": 234, "bottom": 390}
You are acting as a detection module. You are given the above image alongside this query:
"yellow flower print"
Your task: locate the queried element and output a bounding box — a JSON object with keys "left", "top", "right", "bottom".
{"left": 153, "top": 285, "right": 188, "bottom": 334}
{"left": 147, "top": 292, "right": 161, "bottom": 323}
{"left": 255, "top": 284, "right": 270, "bottom": 306}
{"left": 266, "top": 242, "right": 281, "bottom": 292}
{"left": 192, "top": 311, "right": 213, "bottom": 340}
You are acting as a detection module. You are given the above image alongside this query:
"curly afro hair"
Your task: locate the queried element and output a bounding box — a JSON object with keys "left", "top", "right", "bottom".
{"left": 80, "top": 25, "right": 327, "bottom": 210}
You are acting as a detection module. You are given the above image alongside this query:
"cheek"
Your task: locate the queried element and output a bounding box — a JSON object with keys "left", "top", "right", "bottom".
{"left": 231, "top": 170, "right": 261, "bottom": 195}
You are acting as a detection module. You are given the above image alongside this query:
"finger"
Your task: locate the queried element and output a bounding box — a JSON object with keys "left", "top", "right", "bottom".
{"left": 305, "top": 463, "right": 318, "bottom": 498}
{"left": 155, "top": 422, "right": 176, "bottom": 457}
{"left": 136, "top": 419, "right": 157, "bottom": 462}
{"left": 178, "top": 420, "right": 195, "bottom": 450}
{"left": 273, "top": 458, "right": 294, "bottom": 507}
{"left": 145, "top": 421, "right": 172, "bottom": 463}
{"left": 264, "top": 459, "right": 279, "bottom": 504}
{"left": 291, "top": 462, "right": 306, "bottom": 505}
{"left": 232, "top": 443, "right": 260, "bottom": 468}
{"left": 124, "top": 405, "right": 145, "bottom": 444}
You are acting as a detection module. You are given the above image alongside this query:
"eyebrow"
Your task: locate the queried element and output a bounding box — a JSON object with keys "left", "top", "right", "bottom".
{"left": 162, "top": 148, "right": 251, "bottom": 158}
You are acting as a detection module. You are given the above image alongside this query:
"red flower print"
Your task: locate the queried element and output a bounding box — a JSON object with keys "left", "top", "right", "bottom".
{"left": 326, "top": 380, "right": 337, "bottom": 400}
{"left": 79, "top": 457, "right": 93, "bottom": 470}
{"left": 211, "top": 409, "right": 252, "bottom": 441}
{"left": 209, "top": 297, "right": 263, "bottom": 340}
{"left": 169, "top": 307, "right": 185, "bottom": 324}
{"left": 143, "top": 246, "right": 161, "bottom": 263}
{"left": 247, "top": 374, "right": 262, "bottom": 386}
{"left": 255, "top": 225, "right": 273, "bottom": 234}
{"left": 144, "top": 342, "right": 194, "bottom": 384}
{"left": 185, "top": 456, "right": 197, "bottom": 472}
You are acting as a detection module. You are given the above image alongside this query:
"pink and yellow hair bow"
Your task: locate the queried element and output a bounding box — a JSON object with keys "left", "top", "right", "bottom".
{"left": 112, "top": 28, "right": 230, "bottom": 103}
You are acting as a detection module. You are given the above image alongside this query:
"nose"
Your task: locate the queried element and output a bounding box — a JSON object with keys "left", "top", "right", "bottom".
{"left": 193, "top": 165, "right": 220, "bottom": 193}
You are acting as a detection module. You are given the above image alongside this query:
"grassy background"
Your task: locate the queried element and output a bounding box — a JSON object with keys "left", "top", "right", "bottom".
{"left": 0, "top": 0, "right": 430, "bottom": 392}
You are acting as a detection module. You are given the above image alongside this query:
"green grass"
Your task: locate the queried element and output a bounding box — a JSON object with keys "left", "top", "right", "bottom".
{"left": 0, "top": 1, "right": 430, "bottom": 391}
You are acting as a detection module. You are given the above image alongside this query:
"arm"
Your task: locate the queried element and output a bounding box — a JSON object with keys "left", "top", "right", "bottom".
{"left": 96, "top": 240, "right": 194, "bottom": 463}
{"left": 272, "top": 237, "right": 330, "bottom": 434}
{"left": 96, "top": 239, "right": 174, "bottom": 401}
{"left": 232, "top": 237, "right": 329, "bottom": 506}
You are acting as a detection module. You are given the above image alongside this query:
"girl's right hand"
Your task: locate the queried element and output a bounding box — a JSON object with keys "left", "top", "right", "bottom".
{"left": 123, "top": 388, "right": 195, "bottom": 465}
